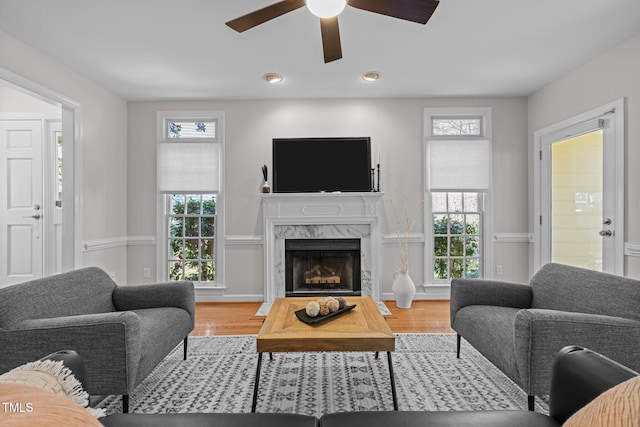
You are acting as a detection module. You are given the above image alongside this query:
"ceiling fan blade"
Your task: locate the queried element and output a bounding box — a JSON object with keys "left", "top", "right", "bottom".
{"left": 348, "top": 0, "right": 439, "bottom": 24}
{"left": 226, "top": 0, "right": 306, "bottom": 32}
{"left": 320, "top": 17, "right": 343, "bottom": 63}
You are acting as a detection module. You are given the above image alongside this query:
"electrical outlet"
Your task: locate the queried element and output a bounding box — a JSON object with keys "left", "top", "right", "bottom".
{"left": 496, "top": 265, "right": 503, "bottom": 276}
{"left": 143, "top": 268, "right": 151, "bottom": 278}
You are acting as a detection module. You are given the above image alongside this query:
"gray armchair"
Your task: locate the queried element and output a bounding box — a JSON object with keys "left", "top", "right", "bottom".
{"left": 0, "top": 267, "right": 195, "bottom": 412}
{"left": 450, "top": 263, "right": 640, "bottom": 411}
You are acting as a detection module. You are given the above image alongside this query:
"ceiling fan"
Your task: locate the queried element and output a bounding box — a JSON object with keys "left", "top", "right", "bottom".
{"left": 226, "top": 0, "right": 440, "bottom": 63}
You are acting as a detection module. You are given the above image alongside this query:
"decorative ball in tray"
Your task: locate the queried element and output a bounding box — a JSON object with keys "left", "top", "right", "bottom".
{"left": 295, "top": 297, "right": 356, "bottom": 325}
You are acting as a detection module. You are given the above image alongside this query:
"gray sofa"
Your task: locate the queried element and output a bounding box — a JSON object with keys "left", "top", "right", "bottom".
{"left": 0, "top": 266, "right": 195, "bottom": 412}
{"left": 450, "top": 262, "right": 640, "bottom": 410}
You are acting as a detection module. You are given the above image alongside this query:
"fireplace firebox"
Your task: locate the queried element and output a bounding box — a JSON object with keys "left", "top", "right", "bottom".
{"left": 285, "top": 238, "right": 361, "bottom": 297}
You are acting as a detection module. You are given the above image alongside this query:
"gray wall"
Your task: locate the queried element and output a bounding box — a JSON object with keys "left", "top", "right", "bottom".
{"left": 0, "top": 30, "right": 129, "bottom": 282}
{"left": 127, "top": 97, "right": 529, "bottom": 299}
{"left": 528, "top": 32, "right": 640, "bottom": 278}
{"left": 10, "top": 25, "right": 637, "bottom": 296}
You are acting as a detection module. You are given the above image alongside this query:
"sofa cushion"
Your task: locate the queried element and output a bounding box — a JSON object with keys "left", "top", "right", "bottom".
{"left": 100, "top": 413, "right": 318, "bottom": 427}
{"left": 0, "top": 267, "right": 117, "bottom": 329}
{"left": 530, "top": 263, "right": 640, "bottom": 321}
{"left": 132, "top": 307, "right": 193, "bottom": 384}
{"left": 563, "top": 375, "right": 640, "bottom": 427}
{"left": 453, "top": 305, "right": 521, "bottom": 386}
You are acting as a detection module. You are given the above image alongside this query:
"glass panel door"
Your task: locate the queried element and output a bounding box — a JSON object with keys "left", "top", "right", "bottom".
{"left": 550, "top": 130, "right": 603, "bottom": 271}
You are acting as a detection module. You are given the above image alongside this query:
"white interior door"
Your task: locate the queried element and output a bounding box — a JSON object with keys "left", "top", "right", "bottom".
{"left": 534, "top": 100, "right": 624, "bottom": 274}
{"left": 0, "top": 120, "right": 44, "bottom": 285}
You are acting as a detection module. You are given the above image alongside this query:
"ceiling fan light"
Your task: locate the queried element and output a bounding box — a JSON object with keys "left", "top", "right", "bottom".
{"left": 306, "top": 0, "right": 347, "bottom": 18}
{"left": 264, "top": 73, "right": 283, "bottom": 84}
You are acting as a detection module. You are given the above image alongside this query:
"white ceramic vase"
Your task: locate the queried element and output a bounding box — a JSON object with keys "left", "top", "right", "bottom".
{"left": 262, "top": 181, "right": 271, "bottom": 193}
{"left": 392, "top": 269, "right": 416, "bottom": 309}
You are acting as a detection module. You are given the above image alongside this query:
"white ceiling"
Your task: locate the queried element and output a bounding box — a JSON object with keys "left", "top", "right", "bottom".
{"left": 1, "top": 0, "right": 640, "bottom": 101}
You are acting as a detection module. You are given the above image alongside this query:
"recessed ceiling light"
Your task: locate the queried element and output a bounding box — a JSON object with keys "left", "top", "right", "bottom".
{"left": 362, "top": 71, "right": 381, "bottom": 82}
{"left": 264, "top": 73, "right": 283, "bottom": 84}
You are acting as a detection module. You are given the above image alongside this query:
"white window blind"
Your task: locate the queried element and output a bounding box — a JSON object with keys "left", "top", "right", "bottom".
{"left": 427, "top": 139, "right": 491, "bottom": 191}
{"left": 157, "top": 141, "right": 220, "bottom": 193}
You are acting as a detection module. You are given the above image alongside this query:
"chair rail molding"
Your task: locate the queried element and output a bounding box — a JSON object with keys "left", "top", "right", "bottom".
{"left": 493, "top": 233, "right": 533, "bottom": 243}
{"left": 624, "top": 243, "right": 640, "bottom": 258}
{"left": 83, "top": 236, "right": 155, "bottom": 251}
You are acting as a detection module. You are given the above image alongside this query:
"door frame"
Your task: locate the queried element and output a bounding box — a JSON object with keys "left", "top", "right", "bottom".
{"left": 533, "top": 98, "right": 625, "bottom": 274}
{"left": 0, "top": 67, "right": 83, "bottom": 274}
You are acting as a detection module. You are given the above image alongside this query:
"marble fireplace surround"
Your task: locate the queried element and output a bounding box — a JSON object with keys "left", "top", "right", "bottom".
{"left": 258, "top": 192, "right": 384, "bottom": 315}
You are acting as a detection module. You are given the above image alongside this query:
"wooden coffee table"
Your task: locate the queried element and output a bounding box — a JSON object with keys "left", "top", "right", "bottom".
{"left": 252, "top": 296, "right": 397, "bottom": 412}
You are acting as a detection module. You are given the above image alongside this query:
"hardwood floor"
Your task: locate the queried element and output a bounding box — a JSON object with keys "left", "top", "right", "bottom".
{"left": 191, "top": 300, "right": 455, "bottom": 336}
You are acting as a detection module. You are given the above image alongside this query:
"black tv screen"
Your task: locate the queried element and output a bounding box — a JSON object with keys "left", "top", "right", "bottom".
{"left": 272, "top": 137, "right": 372, "bottom": 193}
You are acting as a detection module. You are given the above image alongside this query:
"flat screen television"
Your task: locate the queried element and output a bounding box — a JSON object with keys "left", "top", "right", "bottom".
{"left": 272, "top": 137, "right": 372, "bottom": 193}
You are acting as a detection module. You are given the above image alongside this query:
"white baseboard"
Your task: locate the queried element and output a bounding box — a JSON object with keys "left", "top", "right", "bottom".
{"left": 195, "top": 289, "right": 264, "bottom": 303}
{"left": 383, "top": 286, "right": 450, "bottom": 301}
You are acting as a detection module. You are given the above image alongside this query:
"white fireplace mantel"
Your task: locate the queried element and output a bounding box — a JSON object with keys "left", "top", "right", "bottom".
{"left": 260, "top": 192, "right": 384, "bottom": 313}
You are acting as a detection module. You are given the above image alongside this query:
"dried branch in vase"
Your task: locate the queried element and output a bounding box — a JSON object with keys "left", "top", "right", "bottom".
{"left": 390, "top": 196, "right": 424, "bottom": 273}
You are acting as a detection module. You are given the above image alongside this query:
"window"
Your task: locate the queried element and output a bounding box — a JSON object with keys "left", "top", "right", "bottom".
{"left": 424, "top": 108, "right": 492, "bottom": 283}
{"left": 168, "top": 120, "right": 216, "bottom": 139}
{"left": 157, "top": 111, "right": 224, "bottom": 285}
{"left": 168, "top": 194, "right": 217, "bottom": 281}
{"left": 431, "top": 116, "right": 482, "bottom": 136}
{"left": 432, "top": 192, "right": 482, "bottom": 280}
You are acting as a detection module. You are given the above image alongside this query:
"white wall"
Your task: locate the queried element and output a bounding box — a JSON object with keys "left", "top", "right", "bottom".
{"left": 0, "top": 85, "right": 61, "bottom": 113}
{"left": 528, "top": 32, "right": 640, "bottom": 278}
{"left": 0, "top": 30, "right": 129, "bottom": 282}
{"left": 127, "top": 97, "right": 529, "bottom": 299}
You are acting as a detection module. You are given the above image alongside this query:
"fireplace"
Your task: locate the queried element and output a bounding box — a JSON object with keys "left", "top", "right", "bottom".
{"left": 258, "top": 192, "right": 383, "bottom": 315}
{"left": 285, "top": 238, "right": 361, "bottom": 297}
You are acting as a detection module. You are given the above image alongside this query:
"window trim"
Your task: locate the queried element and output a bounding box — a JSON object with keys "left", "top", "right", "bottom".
{"left": 156, "top": 111, "right": 225, "bottom": 286}
{"left": 423, "top": 107, "right": 493, "bottom": 289}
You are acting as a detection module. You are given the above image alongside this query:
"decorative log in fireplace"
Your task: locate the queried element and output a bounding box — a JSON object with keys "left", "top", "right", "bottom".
{"left": 304, "top": 264, "right": 341, "bottom": 285}
{"left": 285, "top": 238, "right": 361, "bottom": 297}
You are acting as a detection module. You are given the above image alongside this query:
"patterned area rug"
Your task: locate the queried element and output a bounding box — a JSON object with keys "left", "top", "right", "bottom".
{"left": 97, "top": 334, "right": 549, "bottom": 416}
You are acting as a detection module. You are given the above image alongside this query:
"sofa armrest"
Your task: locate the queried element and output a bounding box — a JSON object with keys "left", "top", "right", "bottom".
{"left": 549, "top": 345, "right": 639, "bottom": 423}
{"left": 16, "top": 311, "right": 140, "bottom": 333}
{"left": 450, "top": 278, "right": 532, "bottom": 326}
{"left": 112, "top": 281, "right": 195, "bottom": 324}
{"left": 514, "top": 309, "right": 640, "bottom": 396}
{"left": 1, "top": 312, "right": 142, "bottom": 394}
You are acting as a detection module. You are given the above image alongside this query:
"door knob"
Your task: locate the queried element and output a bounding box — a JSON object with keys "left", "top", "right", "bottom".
{"left": 598, "top": 229, "right": 612, "bottom": 237}
{"left": 24, "top": 214, "right": 41, "bottom": 220}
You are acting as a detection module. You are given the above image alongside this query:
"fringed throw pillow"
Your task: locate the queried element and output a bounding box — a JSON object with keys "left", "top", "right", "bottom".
{"left": 0, "top": 358, "right": 105, "bottom": 423}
